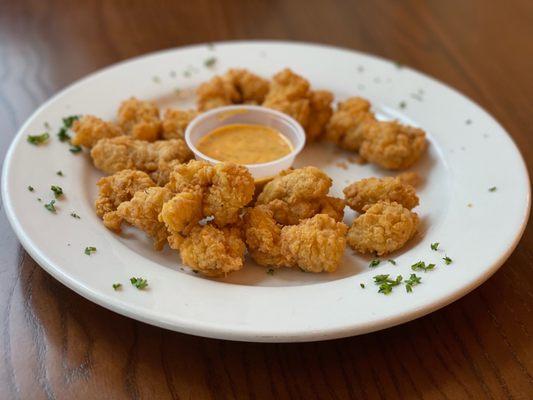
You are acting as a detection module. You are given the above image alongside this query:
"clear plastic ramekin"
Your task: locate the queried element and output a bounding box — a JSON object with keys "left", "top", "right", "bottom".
{"left": 184, "top": 105, "right": 306, "bottom": 179}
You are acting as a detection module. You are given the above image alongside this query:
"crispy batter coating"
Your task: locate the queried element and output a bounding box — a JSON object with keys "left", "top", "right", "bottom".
{"left": 343, "top": 176, "right": 418, "bottom": 213}
{"left": 117, "top": 97, "right": 161, "bottom": 141}
{"left": 359, "top": 121, "right": 427, "bottom": 170}
{"left": 325, "top": 97, "right": 376, "bottom": 151}
{"left": 159, "top": 189, "right": 203, "bottom": 249}
{"left": 179, "top": 224, "right": 246, "bottom": 276}
{"left": 256, "top": 166, "right": 333, "bottom": 225}
{"left": 196, "top": 69, "right": 269, "bottom": 111}
{"left": 116, "top": 187, "right": 174, "bottom": 250}
{"left": 95, "top": 169, "right": 155, "bottom": 221}
{"left": 71, "top": 115, "right": 122, "bottom": 148}
{"left": 262, "top": 68, "right": 311, "bottom": 128}
{"left": 280, "top": 214, "right": 348, "bottom": 273}
{"left": 306, "top": 90, "right": 334, "bottom": 141}
{"left": 90, "top": 136, "right": 193, "bottom": 174}
{"left": 317, "top": 196, "right": 345, "bottom": 222}
{"left": 162, "top": 109, "right": 198, "bottom": 139}
{"left": 149, "top": 159, "right": 183, "bottom": 186}
{"left": 396, "top": 171, "right": 422, "bottom": 187}
{"left": 347, "top": 201, "right": 419, "bottom": 255}
{"left": 166, "top": 160, "right": 255, "bottom": 226}
{"left": 243, "top": 205, "right": 289, "bottom": 268}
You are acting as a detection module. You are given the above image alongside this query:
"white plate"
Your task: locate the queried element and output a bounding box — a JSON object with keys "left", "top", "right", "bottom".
{"left": 2, "top": 41, "right": 530, "bottom": 342}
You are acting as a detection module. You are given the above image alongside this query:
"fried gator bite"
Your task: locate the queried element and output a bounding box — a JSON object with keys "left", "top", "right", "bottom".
{"left": 179, "top": 224, "right": 246, "bottom": 276}
{"left": 90, "top": 136, "right": 193, "bottom": 174}
{"left": 117, "top": 97, "right": 161, "bottom": 141}
{"left": 281, "top": 214, "right": 348, "bottom": 273}
{"left": 347, "top": 201, "right": 419, "bottom": 256}
{"left": 71, "top": 115, "right": 122, "bottom": 148}
{"left": 325, "top": 97, "right": 376, "bottom": 151}
{"left": 343, "top": 176, "right": 419, "bottom": 213}
{"left": 360, "top": 120, "right": 427, "bottom": 170}
{"left": 166, "top": 160, "right": 255, "bottom": 227}
{"left": 115, "top": 187, "right": 174, "bottom": 250}
{"left": 95, "top": 169, "right": 156, "bottom": 230}
{"left": 256, "top": 166, "right": 344, "bottom": 225}
{"left": 161, "top": 109, "right": 198, "bottom": 140}
{"left": 196, "top": 69, "right": 270, "bottom": 111}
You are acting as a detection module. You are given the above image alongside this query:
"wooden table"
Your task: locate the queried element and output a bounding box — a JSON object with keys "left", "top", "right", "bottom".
{"left": 1, "top": 1, "right": 532, "bottom": 398}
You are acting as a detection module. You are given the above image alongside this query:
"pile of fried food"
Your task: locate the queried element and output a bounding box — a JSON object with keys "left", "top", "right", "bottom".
{"left": 71, "top": 68, "right": 426, "bottom": 277}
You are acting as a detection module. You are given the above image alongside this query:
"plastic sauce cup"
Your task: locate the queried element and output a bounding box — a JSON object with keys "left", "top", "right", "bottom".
{"left": 184, "top": 105, "right": 306, "bottom": 179}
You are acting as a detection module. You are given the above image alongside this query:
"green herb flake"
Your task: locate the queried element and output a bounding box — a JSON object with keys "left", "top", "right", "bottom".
{"left": 388, "top": 259, "right": 396, "bottom": 265}
{"left": 27, "top": 132, "right": 50, "bottom": 145}
{"left": 489, "top": 186, "right": 497, "bottom": 192}
{"left": 51, "top": 185, "right": 63, "bottom": 198}
{"left": 62, "top": 115, "right": 80, "bottom": 128}
{"left": 70, "top": 212, "right": 81, "bottom": 219}
{"left": 44, "top": 199, "right": 56, "bottom": 213}
{"left": 56, "top": 170, "right": 64, "bottom": 176}
{"left": 130, "top": 277, "right": 148, "bottom": 289}
{"left": 411, "top": 261, "right": 436, "bottom": 272}
{"left": 37, "top": 198, "right": 42, "bottom": 202}
{"left": 152, "top": 76, "right": 161, "bottom": 83}
{"left": 207, "top": 42, "right": 215, "bottom": 50}
{"left": 112, "top": 283, "right": 122, "bottom": 291}
{"left": 44, "top": 122, "right": 51, "bottom": 129}
{"left": 28, "top": 185, "right": 34, "bottom": 192}
{"left": 360, "top": 283, "right": 365, "bottom": 289}
{"left": 204, "top": 57, "right": 217, "bottom": 68}
{"left": 430, "top": 242, "right": 439, "bottom": 251}
{"left": 399, "top": 101, "right": 407, "bottom": 109}
{"left": 266, "top": 268, "right": 275, "bottom": 275}
{"left": 57, "top": 127, "right": 71, "bottom": 142}
{"left": 443, "top": 256, "right": 453, "bottom": 265}
{"left": 373, "top": 274, "right": 403, "bottom": 295}
{"left": 369, "top": 259, "right": 381, "bottom": 268}
{"left": 69, "top": 145, "right": 82, "bottom": 153}
{"left": 84, "top": 246, "right": 97, "bottom": 255}
{"left": 465, "top": 119, "right": 472, "bottom": 125}
{"left": 405, "top": 274, "right": 422, "bottom": 293}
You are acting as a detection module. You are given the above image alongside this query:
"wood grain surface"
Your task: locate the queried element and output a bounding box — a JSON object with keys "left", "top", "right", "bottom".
{"left": 1, "top": 0, "right": 532, "bottom": 399}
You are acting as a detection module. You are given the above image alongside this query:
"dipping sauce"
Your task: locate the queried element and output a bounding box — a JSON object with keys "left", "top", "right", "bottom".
{"left": 196, "top": 124, "right": 293, "bottom": 164}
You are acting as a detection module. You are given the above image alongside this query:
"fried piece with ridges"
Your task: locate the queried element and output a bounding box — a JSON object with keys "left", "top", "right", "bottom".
{"left": 71, "top": 115, "right": 122, "bottom": 148}
{"left": 306, "top": 90, "right": 334, "bottom": 141}
{"left": 117, "top": 97, "right": 161, "bottom": 141}
{"left": 161, "top": 109, "right": 198, "bottom": 139}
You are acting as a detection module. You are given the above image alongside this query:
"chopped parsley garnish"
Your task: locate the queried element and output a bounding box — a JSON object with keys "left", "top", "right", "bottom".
{"left": 465, "top": 119, "right": 472, "bottom": 125}
{"left": 204, "top": 57, "right": 217, "bottom": 68}
{"left": 56, "top": 170, "right": 64, "bottom": 176}
{"left": 489, "top": 186, "right": 497, "bottom": 192}
{"left": 373, "top": 274, "right": 403, "bottom": 295}
{"left": 70, "top": 212, "right": 81, "bottom": 219}
{"left": 266, "top": 268, "right": 275, "bottom": 275}
{"left": 394, "top": 61, "right": 403, "bottom": 69}
{"left": 443, "top": 256, "right": 453, "bottom": 265}
{"left": 84, "top": 246, "right": 97, "bottom": 255}
{"left": 130, "top": 277, "right": 148, "bottom": 289}
{"left": 411, "top": 261, "right": 436, "bottom": 272}
{"left": 388, "top": 259, "right": 396, "bottom": 265}
{"left": 430, "top": 242, "right": 439, "bottom": 251}
{"left": 369, "top": 259, "right": 381, "bottom": 268}
{"left": 27, "top": 132, "right": 50, "bottom": 145}
{"left": 51, "top": 185, "right": 63, "bottom": 198}
{"left": 183, "top": 70, "right": 192, "bottom": 78}
{"left": 360, "top": 283, "right": 365, "bottom": 288}
{"left": 112, "top": 283, "right": 122, "bottom": 290}
{"left": 44, "top": 122, "right": 51, "bottom": 129}
{"left": 399, "top": 101, "right": 407, "bottom": 109}
{"left": 62, "top": 115, "right": 80, "bottom": 128}
{"left": 57, "top": 127, "right": 71, "bottom": 142}
{"left": 207, "top": 42, "right": 215, "bottom": 50}
{"left": 37, "top": 198, "right": 42, "bottom": 202}
{"left": 69, "top": 145, "right": 82, "bottom": 153}
{"left": 192, "top": 270, "right": 199, "bottom": 274}
{"left": 28, "top": 185, "right": 34, "bottom": 192}
{"left": 152, "top": 76, "right": 161, "bottom": 83}
{"left": 405, "top": 274, "right": 422, "bottom": 293}
{"left": 44, "top": 200, "right": 56, "bottom": 212}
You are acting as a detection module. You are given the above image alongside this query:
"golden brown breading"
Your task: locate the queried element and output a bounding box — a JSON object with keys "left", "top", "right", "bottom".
{"left": 256, "top": 166, "right": 333, "bottom": 225}
{"left": 325, "top": 97, "right": 376, "bottom": 151}
{"left": 396, "top": 171, "right": 422, "bottom": 187}
{"left": 161, "top": 109, "right": 198, "bottom": 140}
{"left": 347, "top": 201, "right": 419, "bottom": 255}
{"left": 359, "top": 121, "right": 427, "bottom": 170}
{"left": 166, "top": 160, "right": 255, "bottom": 226}
{"left": 196, "top": 69, "right": 269, "bottom": 111}
{"left": 116, "top": 187, "right": 174, "bottom": 250}
{"left": 179, "top": 224, "right": 246, "bottom": 276}
{"left": 159, "top": 189, "right": 203, "bottom": 250}
{"left": 343, "top": 176, "right": 418, "bottom": 213}
{"left": 149, "top": 159, "right": 183, "bottom": 186}
{"left": 71, "top": 115, "right": 122, "bottom": 148}
{"left": 262, "top": 68, "right": 311, "bottom": 128}
{"left": 317, "top": 196, "right": 345, "bottom": 222}
{"left": 90, "top": 136, "right": 193, "bottom": 174}
{"left": 306, "top": 90, "right": 334, "bottom": 141}
{"left": 280, "top": 214, "right": 348, "bottom": 273}
{"left": 117, "top": 97, "right": 161, "bottom": 141}
{"left": 95, "top": 169, "right": 155, "bottom": 221}
{"left": 243, "top": 205, "right": 289, "bottom": 268}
